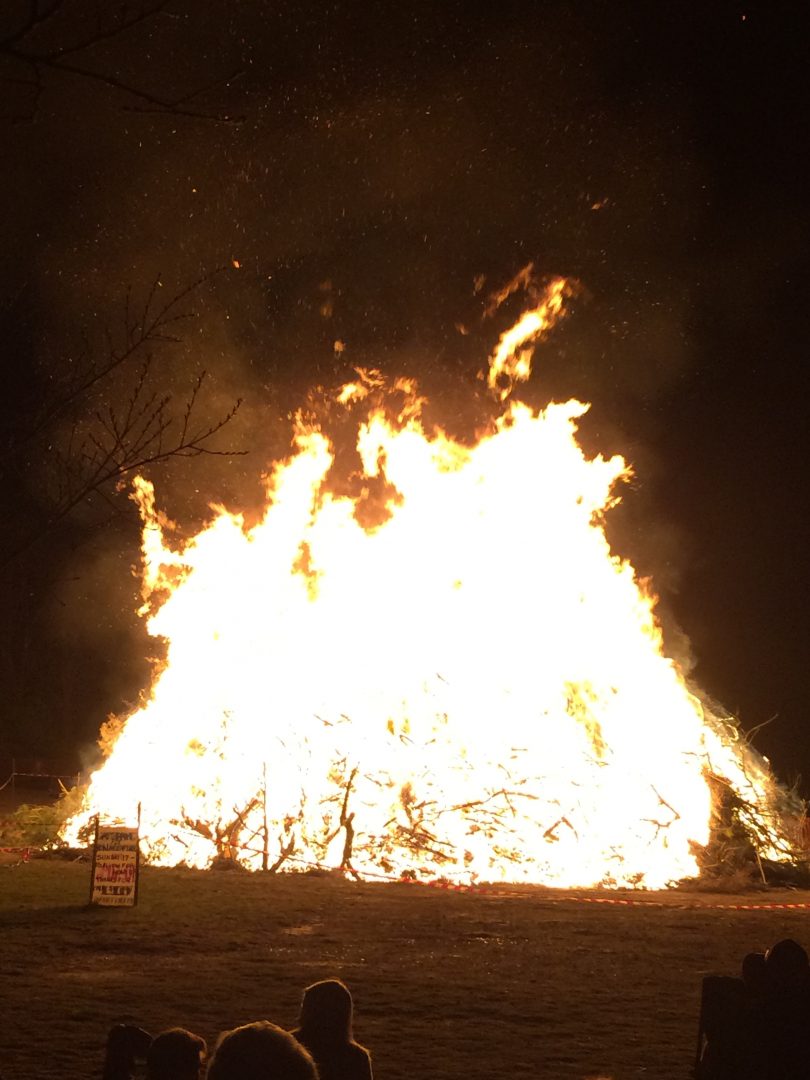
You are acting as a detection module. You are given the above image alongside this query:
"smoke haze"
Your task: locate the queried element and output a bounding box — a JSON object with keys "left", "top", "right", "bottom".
{"left": 2, "top": 1, "right": 808, "bottom": 791}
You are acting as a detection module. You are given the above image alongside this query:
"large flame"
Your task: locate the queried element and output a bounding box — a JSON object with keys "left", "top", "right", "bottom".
{"left": 64, "top": 274, "right": 801, "bottom": 887}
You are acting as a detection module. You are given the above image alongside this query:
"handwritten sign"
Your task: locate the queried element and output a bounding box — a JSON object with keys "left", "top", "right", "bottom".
{"left": 89, "top": 823, "right": 140, "bottom": 907}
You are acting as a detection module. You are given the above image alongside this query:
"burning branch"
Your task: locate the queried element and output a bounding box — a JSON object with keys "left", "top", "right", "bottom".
{"left": 179, "top": 795, "right": 260, "bottom": 864}
{"left": 320, "top": 765, "right": 360, "bottom": 878}
{"left": 640, "top": 785, "right": 682, "bottom": 841}
{"left": 267, "top": 835, "right": 296, "bottom": 874}
{"left": 337, "top": 766, "right": 358, "bottom": 877}
{"left": 377, "top": 784, "right": 457, "bottom": 869}
{"left": 543, "top": 816, "right": 578, "bottom": 843}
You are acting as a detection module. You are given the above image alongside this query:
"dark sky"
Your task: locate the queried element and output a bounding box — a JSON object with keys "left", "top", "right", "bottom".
{"left": 2, "top": 1, "right": 809, "bottom": 794}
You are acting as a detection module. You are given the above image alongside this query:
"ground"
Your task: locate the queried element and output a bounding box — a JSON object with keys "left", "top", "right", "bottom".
{"left": 1, "top": 862, "right": 809, "bottom": 1079}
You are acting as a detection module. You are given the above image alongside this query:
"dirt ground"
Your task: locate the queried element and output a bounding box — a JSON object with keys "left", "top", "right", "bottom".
{"left": 1, "top": 862, "right": 809, "bottom": 1080}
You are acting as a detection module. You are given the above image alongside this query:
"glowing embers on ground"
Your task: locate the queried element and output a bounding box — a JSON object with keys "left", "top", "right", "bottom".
{"left": 63, "top": 275, "right": 800, "bottom": 887}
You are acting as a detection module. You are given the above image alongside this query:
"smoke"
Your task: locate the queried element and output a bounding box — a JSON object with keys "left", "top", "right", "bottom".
{"left": 8, "top": 0, "right": 784, "bottom": 774}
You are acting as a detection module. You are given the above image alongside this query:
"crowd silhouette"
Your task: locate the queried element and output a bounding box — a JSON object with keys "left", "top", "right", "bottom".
{"left": 101, "top": 978, "right": 372, "bottom": 1080}
{"left": 95, "top": 945, "right": 810, "bottom": 1079}
{"left": 696, "top": 938, "right": 810, "bottom": 1080}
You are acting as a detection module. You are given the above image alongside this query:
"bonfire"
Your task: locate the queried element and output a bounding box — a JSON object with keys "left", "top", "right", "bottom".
{"left": 62, "top": 270, "right": 805, "bottom": 888}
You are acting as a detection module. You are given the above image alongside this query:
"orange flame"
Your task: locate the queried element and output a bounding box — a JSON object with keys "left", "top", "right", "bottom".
{"left": 63, "top": 275, "right": 799, "bottom": 887}
{"left": 486, "top": 273, "right": 574, "bottom": 401}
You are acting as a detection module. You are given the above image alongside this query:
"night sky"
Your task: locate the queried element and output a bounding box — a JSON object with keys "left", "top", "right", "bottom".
{"left": 2, "top": 2, "right": 809, "bottom": 795}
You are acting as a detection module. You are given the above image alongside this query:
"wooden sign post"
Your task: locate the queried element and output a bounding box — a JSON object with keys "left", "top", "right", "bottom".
{"left": 89, "top": 807, "right": 141, "bottom": 907}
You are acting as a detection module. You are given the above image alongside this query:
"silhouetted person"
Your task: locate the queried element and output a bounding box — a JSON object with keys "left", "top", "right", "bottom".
{"left": 291, "top": 979, "right": 372, "bottom": 1080}
{"left": 761, "top": 939, "right": 810, "bottom": 1080}
{"left": 206, "top": 1021, "right": 317, "bottom": 1080}
{"left": 102, "top": 1024, "right": 153, "bottom": 1080}
{"left": 695, "top": 974, "right": 755, "bottom": 1079}
{"left": 742, "top": 951, "right": 767, "bottom": 997}
{"left": 765, "top": 939, "right": 810, "bottom": 996}
{"left": 698, "top": 942, "right": 810, "bottom": 1080}
{"left": 147, "top": 1028, "right": 207, "bottom": 1080}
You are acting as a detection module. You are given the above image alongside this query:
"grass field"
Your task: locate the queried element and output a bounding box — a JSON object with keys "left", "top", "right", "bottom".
{"left": 2, "top": 862, "right": 809, "bottom": 1080}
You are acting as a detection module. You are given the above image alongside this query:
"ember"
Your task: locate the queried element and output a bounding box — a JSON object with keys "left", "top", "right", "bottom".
{"left": 63, "top": 273, "right": 803, "bottom": 888}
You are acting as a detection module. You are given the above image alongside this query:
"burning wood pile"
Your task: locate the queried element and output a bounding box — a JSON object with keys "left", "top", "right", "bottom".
{"left": 61, "top": 272, "right": 806, "bottom": 888}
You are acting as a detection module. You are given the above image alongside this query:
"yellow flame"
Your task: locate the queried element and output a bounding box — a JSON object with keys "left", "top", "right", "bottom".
{"left": 63, "top": 279, "right": 800, "bottom": 887}
{"left": 486, "top": 276, "right": 573, "bottom": 400}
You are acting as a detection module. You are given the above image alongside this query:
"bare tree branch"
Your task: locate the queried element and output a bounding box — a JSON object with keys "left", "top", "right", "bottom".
{"left": 14, "top": 268, "right": 224, "bottom": 454}
{"left": 0, "top": 272, "right": 246, "bottom": 569}
{"left": 45, "top": 2, "right": 171, "bottom": 61}
{"left": 1, "top": 0, "right": 244, "bottom": 123}
{"left": 0, "top": 0, "right": 66, "bottom": 51}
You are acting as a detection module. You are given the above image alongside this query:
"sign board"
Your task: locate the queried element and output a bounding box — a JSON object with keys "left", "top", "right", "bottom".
{"left": 89, "top": 822, "right": 140, "bottom": 907}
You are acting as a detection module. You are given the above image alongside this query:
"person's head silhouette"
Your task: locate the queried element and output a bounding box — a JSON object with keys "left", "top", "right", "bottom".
{"left": 146, "top": 1028, "right": 206, "bottom": 1080}
{"left": 765, "top": 939, "right": 810, "bottom": 993}
{"left": 298, "top": 980, "right": 354, "bottom": 1043}
{"left": 207, "top": 1021, "right": 317, "bottom": 1080}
